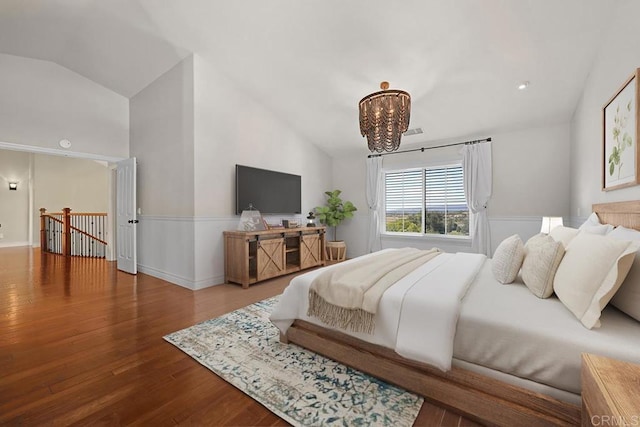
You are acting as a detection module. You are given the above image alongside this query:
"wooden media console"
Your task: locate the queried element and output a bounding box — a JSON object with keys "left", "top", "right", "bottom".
{"left": 224, "top": 226, "right": 326, "bottom": 288}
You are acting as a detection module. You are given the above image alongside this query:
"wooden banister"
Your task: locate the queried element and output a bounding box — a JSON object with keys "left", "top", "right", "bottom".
{"left": 40, "top": 207, "right": 108, "bottom": 258}
{"left": 62, "top": 208, "right": 71, "bottom": 256}
{"left": 69, "top": 225, "right": 108, "bottom": 246}
{"left": 40, "top": 208, "right": 47, "bottom": 253}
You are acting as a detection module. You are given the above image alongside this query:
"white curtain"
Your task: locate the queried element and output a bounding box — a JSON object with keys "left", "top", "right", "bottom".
{"left": 366, "top": 156, "right": 383, "bottom": 253}
{"left": 462, "top": 142, "right": 492, "bottom": 256}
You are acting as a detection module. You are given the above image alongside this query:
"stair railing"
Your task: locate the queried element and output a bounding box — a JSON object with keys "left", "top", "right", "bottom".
{"left": 40, "top": 208, "right": 107, "bottom": 258}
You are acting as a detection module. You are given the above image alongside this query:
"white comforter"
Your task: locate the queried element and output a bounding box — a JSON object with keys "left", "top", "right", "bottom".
{"left": 270, "top": 248, "right": 485, "bottom": 371}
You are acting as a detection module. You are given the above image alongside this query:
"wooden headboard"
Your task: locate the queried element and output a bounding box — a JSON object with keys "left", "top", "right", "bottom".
{"left": 593, "top": 200, "right": 640, "bottom": 230}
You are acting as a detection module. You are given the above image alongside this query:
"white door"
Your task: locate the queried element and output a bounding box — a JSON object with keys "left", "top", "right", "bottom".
{"left": 116, "top": 158, "right": 137, "bottom": 274}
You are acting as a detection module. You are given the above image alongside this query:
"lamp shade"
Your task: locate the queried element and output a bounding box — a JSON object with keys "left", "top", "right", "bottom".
{"left": 238, "top": 209, "right": 266, "bottom": 231}
{"left": 540, "top": 216, "right": 563, "bottom": 234}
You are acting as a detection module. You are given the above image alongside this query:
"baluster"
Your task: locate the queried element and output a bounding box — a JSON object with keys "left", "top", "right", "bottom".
{"left": 90, "top": 215, "right": 94, "bottom": 257}
{"left": 71, "top": 216, "right": 75, "bottom": 256}
{"left": 50, "top": 218, "right": 53, "bottom": 253}
{"left": 82, "top": 215, "right": 85, "bottom": 257}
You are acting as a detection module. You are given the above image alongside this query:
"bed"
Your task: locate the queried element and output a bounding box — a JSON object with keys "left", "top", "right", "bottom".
{"left": 269, "top": 200, "right": 640, "bottom": 426}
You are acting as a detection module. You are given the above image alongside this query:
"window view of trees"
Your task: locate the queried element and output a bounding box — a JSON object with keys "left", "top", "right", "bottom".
{"left": 385, "top": 210, "right": 469, "bottom": 235}
{"left": 384, "top": 165, "right": 469, "bottom": 236}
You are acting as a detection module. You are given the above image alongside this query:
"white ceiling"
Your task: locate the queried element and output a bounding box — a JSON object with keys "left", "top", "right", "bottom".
{"left": 0, "top": 0, "right": 622, "bottom": 156}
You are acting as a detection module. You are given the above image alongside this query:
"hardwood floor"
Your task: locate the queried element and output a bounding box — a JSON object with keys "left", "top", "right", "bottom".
{"left": 0, "top": 247, "right": 480, "bottom": 426}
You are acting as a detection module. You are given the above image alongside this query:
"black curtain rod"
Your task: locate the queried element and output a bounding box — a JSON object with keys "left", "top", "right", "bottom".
{"left": 367, "top": 137, "right": 492, "bottom": 158}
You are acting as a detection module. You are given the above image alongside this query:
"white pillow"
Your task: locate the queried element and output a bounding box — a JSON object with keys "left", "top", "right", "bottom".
{"left": 608, "top": 226, "right": 640, "bottom": 322}
{"left": 609, "top": 225, "right": 640, "bottom": 241}
{"left": 579, "top": 212, "right": 602, "bottom": 230}
{"left": 549, "top": 226, "right": 580, "bottom": 248}
{"left": 580, "top": 223, "right": 614, "bottom": 235}
{"left": 492, "top": 235, "right": 525, "bottom": 284}
{"left": 553, "top": 233, "right": 638, "bottom": 329}
{"left": 521, "top": 234, "right": 565, "bottom": 298}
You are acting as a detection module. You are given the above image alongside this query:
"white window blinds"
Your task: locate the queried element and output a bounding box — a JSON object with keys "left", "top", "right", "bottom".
{"left": 384, "top": 165, "right": 469, "bottom": 236}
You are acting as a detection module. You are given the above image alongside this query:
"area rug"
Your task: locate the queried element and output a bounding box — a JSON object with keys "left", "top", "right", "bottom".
{"left": 164, "top": 296, "right": 423, "bottom": 427}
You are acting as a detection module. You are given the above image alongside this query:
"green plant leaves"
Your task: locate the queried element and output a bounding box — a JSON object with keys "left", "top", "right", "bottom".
{"left": 314, "top": 189, "right": 357, "bottom": 241}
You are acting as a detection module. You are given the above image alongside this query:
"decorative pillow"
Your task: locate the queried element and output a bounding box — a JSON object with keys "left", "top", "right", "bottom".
{"left": 553, "top": 233, "right": 639, "bottom": 329}
{"left": 549, "top": 226, "right": 580, "bottom": 248}
{"left": 521, "top": 234, "right": 565, "bottom": 298}
{"left": 579, "top": 212, "right": 602, "bottom": 230}
{"left": 492, "top": 235, "right": 525, "bottom": 284}
{"left": 607, "top": 226, "right": 640, "bottom": 322}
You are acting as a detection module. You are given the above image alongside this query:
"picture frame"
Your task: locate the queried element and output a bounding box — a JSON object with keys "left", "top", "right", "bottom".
{"left": 602, "top": 68, "right": 640, "bottom": 191}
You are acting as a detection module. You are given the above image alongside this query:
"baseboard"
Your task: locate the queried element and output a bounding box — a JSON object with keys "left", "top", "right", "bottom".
{"left": 0, "top": 241, "right": 30, "bottom": 248}
{"left": 192, "top": 275, "right": 225, "bottom": 290}
{"left": 137, "top": 264, "right": 197, "bottom": 290}
{"left": 137, "top": 263, "right": 224, "bottom": 291}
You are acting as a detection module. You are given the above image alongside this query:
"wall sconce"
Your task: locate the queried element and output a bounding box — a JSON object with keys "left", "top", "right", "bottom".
{"left": 540, "top": 216, "right": 563, "bottom": 234}
{"left": 8, "top": 182, "right": 18, "bottom": 191}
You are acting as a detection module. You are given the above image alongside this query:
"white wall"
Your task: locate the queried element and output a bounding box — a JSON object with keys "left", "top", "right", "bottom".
{"left": 130, "top": 55, "right": 195, "bottom": 217}
{"left": 34, "top": 155, "right": 109, "bottom": 213}
{"left": 570, "top": 1, "right": 640, "bottom": 216}
{"left": 0, "top": 150, "right": 30, "bottom": 246}
{"left": 191, "top": 55, "right": 333, "bottom": 288}
{"left": 132, "top": 55, "right": 333, "bottom": 289}
{"left": 192, "top": 55, "right": 332, "bottom": 217}
{"left": 130, "top": 55, "right": 196, "bottom": 286}
{"left": 0, "top": 54, "right": 129, "bottom": 158}
{"left": 332, "top": 123, "right": 571, "bottom": 258}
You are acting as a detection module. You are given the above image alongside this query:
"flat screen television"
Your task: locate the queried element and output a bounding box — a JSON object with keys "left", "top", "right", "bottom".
{"left": 235, "top": 165, "right": 302, "bottom": 214}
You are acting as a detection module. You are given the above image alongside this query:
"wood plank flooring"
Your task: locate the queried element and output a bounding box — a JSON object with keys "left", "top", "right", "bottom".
{"left": 0, "top": 247, "right": 481, "bottom": 426}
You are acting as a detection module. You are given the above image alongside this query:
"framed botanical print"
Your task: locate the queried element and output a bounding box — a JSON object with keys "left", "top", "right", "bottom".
{"left": 603, "top": 69, "right": 640, "bottom": 191}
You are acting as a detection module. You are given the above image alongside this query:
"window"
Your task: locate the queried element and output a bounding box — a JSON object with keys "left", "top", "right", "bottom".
{"left": 384, "top": 165, "right": 469, "bottom": 236}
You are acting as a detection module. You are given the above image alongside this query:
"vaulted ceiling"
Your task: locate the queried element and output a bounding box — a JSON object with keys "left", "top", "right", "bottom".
{"left": 0, "top": 0, "right": 623, "bottom": 155}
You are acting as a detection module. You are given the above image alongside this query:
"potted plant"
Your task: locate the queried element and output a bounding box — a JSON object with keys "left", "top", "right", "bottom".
{"left": 314, "top": 190, "right": 357, "bottom": 261}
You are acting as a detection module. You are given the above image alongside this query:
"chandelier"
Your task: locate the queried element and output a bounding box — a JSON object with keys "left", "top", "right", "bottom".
{"left": 359, "top": 81, "right": 411, "bottom": 153}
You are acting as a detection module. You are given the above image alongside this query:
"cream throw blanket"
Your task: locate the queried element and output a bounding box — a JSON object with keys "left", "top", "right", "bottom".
{"left": 307, "top": 248, "right": 441, "bottom": 334}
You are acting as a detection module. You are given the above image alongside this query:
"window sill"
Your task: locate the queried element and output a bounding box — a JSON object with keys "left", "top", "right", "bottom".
{"left": 381, "top": 233, "right": 471, "bottom": 245}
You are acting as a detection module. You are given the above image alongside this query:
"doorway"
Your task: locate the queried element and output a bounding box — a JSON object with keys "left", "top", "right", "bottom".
{"left": 0, "top": 141, "right": 126, "bottom": 263}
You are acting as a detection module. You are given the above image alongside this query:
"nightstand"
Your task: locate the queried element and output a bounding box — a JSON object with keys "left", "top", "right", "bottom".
{"left": 581, "top": 353, "right": 640, "bottom": 427}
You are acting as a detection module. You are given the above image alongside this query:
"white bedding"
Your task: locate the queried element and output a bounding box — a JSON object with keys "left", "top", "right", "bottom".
{"left": 270, "top": 248, "right": 485, "bottom": 371}
{"left": 270, "top": 249, "right": 640, "bottom": 397}
{"left": 454, "top": 260, "right": 640, "bottom": 394}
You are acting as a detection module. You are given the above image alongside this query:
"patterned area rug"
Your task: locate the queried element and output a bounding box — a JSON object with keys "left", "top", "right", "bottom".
{"left": 164, "top": 297, "right": 423, "bottom": 427}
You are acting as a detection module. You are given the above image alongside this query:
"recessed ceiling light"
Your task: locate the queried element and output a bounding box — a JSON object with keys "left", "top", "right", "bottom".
{"left": 518, "top": 81, "right": 530, "bottom": 90}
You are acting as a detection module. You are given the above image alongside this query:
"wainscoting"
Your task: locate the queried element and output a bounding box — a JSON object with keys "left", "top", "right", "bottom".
{"left": 136, "top": 215, "right": 230, "bottom": 290}
{"left": 137, "top": 214, "right": 303, "bottom": 290}
{"left": 136, "top": 214, "right": 581, "bottom": 291}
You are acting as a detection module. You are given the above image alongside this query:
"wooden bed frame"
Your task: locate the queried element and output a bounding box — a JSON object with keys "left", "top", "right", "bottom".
{"left": 281, "top": 200, "right": 640, "bottom": 426}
